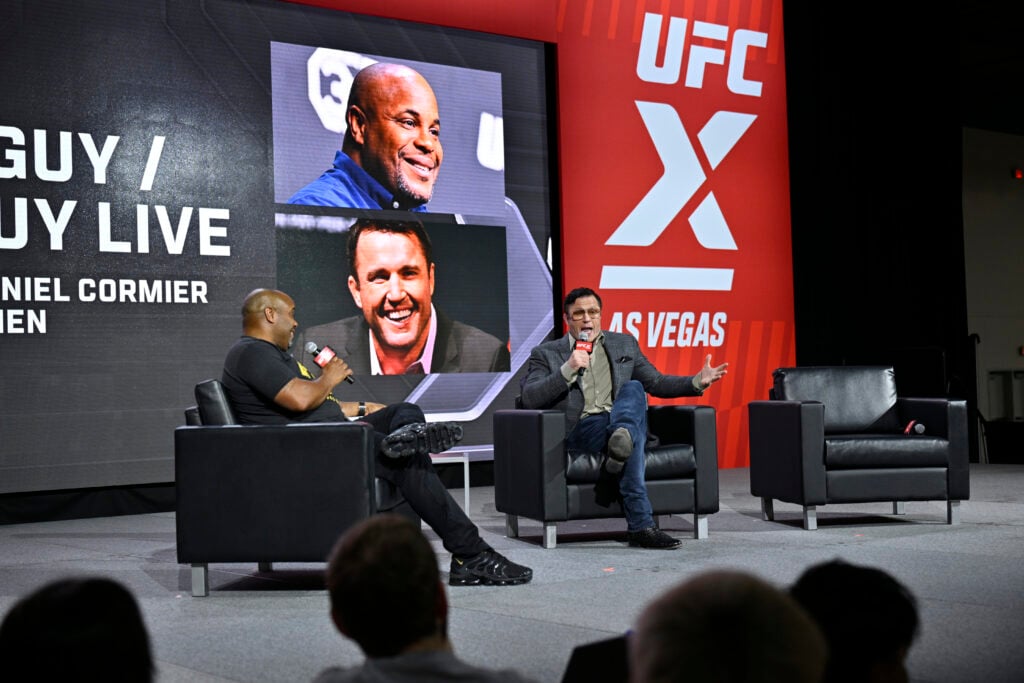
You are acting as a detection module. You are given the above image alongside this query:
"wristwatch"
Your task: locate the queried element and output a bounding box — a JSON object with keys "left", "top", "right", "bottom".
{"left": 357, "top": 401, "right": 367, "bottom": 417}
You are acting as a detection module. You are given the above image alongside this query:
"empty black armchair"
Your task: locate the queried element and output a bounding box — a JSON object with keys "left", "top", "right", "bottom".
{"left": 748, "top": 366, "right": 969, "bottom": 529}
{"left": 494, "top": 404, "right": 719, "bottom": 548}
{"left": 175, "top": 379, "right": 412, "bottom": 596}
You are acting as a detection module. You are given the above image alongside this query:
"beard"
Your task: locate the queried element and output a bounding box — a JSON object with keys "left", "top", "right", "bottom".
{"left": 394, "top": 168, "right": 434, "bottom": 206}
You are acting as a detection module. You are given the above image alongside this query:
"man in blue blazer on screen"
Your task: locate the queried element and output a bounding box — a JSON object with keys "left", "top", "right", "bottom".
{"left": 520, "top": 287, "right": 728, "bottom": 549}
{"left": 289, "top": 62, "right": 442, "bottom": 211}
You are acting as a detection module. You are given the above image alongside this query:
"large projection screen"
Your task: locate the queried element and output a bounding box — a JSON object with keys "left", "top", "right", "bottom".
{"left": 0, "top": 0, "right": 555, "bottom": 494}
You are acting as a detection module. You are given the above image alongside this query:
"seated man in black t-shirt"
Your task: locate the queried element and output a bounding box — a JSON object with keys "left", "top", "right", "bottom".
{"left": 219, "top": 288, "right": 532, "bottom": 587}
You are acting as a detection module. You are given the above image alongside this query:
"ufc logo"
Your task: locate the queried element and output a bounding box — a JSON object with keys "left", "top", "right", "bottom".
{"left": 600, "top": 14, "right": 767, "bottom": 292}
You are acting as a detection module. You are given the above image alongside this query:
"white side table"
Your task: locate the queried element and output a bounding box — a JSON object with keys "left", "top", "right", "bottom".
{"left": 430, "top": 445, "right": 494, "bottom": 512}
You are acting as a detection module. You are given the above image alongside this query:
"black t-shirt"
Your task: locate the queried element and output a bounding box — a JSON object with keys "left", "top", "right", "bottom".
{"left": 221, "top": 336, "right": 344, "bottom": 424}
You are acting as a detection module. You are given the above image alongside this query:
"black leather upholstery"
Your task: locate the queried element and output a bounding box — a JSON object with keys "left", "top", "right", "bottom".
{"left": 176, "top": 379, "right": 415, "bottom": 595}
{"left": 749, "top": 366, "right": 969, "bottom": 529}
{"left": 772, "top": 365, "right": 902, "bottom": 433}
{"left": 494, "top": 404, "right": 719, "bottom": 548}
{"left": 175, "top": 424, "right": 375, "bottom": 563}
{"left": 193, "top": 378, "right": 236, "bottom": 426}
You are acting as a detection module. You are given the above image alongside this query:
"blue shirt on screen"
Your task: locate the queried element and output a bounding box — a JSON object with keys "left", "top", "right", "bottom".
{"left": 287, "top": 150, "right": 429, "bottom": 211}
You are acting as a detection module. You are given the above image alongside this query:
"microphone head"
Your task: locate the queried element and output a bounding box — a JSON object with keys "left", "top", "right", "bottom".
{"left": 579, "top": 331, "right": 589, "bottom": 342}
{"left": 304, "top": 341, "right": 318, "bottom": 355}
{"left": 914, "top": 423, "right": 925, "bottom": 434}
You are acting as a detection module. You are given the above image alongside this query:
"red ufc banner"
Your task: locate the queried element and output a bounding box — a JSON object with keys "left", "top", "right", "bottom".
{"left": 556, "top": 1, "right": 795, "bottom": 467}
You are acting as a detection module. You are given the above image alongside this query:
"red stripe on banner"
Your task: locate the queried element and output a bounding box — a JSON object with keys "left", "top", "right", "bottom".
{"left": 631, "top": 0, "right": 646, "bottom": 43}
{"left": 767, "top": 0, "right": 783, "bottom": 64}
{"left": 727, "top": 0, "right": 741, "bottom": 30}
{"left": 749, "top": 0, "right": 764, "bottom": 35}
{"left": 608, "top": 0, "right": 623, "bottom": 39}
{"left": 744, "top": 320, "right": 766, "bottom": 404}
{"left": 557, "top": 0, "right": 570, "bottom": 34}
{"left": 683, "top": 0, "right": 698, "bottom": 23}
{"left": 582, "top": 0, "right": 595, "bottom": 37}
{"left": 717, "top": 319, "right": 743, "bottom": 412}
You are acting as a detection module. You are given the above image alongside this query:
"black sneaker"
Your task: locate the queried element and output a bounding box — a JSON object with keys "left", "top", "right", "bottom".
{"left": 449, "top": 549, "right": 532, "bottom": 586}
{"left": 381, "top": 421, "right": 463, "bottom": 458}
{"left": 627, "top": 527, "right": 681, "bottom": 549}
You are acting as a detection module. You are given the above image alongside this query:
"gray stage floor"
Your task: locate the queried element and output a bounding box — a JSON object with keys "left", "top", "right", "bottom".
{"left": 1, "top": 465, "right": 1022, "bottom": 682}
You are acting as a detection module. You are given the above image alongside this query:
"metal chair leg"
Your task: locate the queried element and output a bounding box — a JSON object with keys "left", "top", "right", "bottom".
{"left": 803, "top": 505, "right": 818, "bottom": 530}
{"left": 543, "top": 522, "right": 557, "bottom": 549}
{"left": 694, "top": 513, "right": 709, "bottom": 539}
{"left": 948, "top": 500, "right": 961, "bottom": 525}
{"left": 191, "top": 564, "right": 209, "bottom": 597}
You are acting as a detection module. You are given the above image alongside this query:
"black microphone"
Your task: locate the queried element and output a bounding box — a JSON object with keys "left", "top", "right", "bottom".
{"left": 574, "top": 331, "right": 593, "bottom": 379}
{"left": 903, "top": 420, "right": 925, "bottom": 435}
{"left": 305, "top": 341, "right": 355, "bottom": 384}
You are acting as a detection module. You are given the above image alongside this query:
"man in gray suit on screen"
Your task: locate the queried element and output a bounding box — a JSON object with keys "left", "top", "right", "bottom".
{"left": 520, "top": 287, "right": 727, "bottom": 549}
{"left": 301, "top": 218, "right": 510, "bottom": 375}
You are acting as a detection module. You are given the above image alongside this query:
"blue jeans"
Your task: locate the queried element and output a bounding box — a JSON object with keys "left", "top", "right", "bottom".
{"left": 565, "top": 380, "right": 652, "bottom": 531}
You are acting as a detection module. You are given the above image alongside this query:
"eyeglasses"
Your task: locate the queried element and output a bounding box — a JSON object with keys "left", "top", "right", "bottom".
{"left": 569, "top": 308, "right": 601, "bottom": 321}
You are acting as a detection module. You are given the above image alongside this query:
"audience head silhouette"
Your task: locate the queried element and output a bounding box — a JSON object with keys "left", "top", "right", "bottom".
{"left": 325, "top": 514, "right": 446, "bottom": 657}
{"left": 629, "top": 569, "right": 826, "bottom": 683}
{"left": 0, "top": 576, "right": 154, "bottom": 682}
{"left": 791, "top": 559, "right": 920, "bottom": 683}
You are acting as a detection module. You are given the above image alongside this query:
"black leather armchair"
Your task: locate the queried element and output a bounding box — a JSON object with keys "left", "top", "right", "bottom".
{"left": 493, "top": 405, "right": 719, "bottom": 548}
{"left": 748, "top": 366, "right": 969, "bottom": 529}
{"left": 175, "top": 379, "right": 413, "bottom": 596}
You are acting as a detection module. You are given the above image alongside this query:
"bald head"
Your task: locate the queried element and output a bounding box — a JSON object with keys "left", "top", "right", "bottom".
{"left": 241, "top": 289, "right": 297, "bottom": 350}
{"left": 342, "top": 62, "right": 442, "bottom": 209}
{"left": 242, "top": 289, "right": 287, "bottom": 325}
{"left": 347, "top": 63, "right": 434, "bottom": 116}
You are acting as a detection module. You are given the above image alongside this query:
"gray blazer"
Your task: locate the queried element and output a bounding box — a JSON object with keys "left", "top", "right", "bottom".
{"left": 520, "top": 330, "right": 702, "bottom": 435}
{"left": 298, "top": 309, "right": 510, "bottom": 374}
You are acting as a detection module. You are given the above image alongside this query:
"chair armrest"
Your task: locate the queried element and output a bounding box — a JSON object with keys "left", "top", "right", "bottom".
{"left": 174, "top": 422, "right": 375, "bottom": 563}
{"left": 748, "top": 400, "right": 827, "bottom": 505}
{"left": 946, "top": 400, "right": 970, "bottom": 499}
{"left": 493, "top": 409, "right": 569, "bottom": 521}
{"left": 897, "top": 397, "right": 952, "bottom": 437}
{"left": 648, "top": 405, "right": 719, "bottom": 513}
{"left": 897, "top": 398, "right": 969, "bottom": 499}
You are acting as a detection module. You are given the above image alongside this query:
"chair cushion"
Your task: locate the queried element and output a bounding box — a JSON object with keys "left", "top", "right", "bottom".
{"left": 772, "top": 366, "right": 901, "bottom": 434}
{"left": 566, "top": 444, "right": 696, "bottom": 483}
{"left": 825, "top": 435, "right": 950, "bottom": 469}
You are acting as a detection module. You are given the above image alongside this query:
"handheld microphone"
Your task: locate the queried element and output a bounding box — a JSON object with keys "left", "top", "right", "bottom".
{"left": 903, "top": 420, "right": 925, "bottom": 435}
{"left": 305, "top": 341, "right": 355, "bottom": 383}
{"left": 574, "top": 331, "right": 593, "bottom": 378}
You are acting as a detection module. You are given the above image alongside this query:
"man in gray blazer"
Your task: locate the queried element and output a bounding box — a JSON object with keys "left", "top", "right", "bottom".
{"left": 301, "top": 218, "right": 510, "bottom": 375}
{"left": 520, "top": 287, "right": 727, "bottom": 549}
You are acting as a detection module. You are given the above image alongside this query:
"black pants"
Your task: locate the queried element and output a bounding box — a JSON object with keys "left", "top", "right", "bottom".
{"left": 362, "top": 402, "right": 488, "bottom": 557}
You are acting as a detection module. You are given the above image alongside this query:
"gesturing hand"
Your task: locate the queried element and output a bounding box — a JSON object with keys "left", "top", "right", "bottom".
{"left": 697, "top": 354, "right": 728, "bottom": 388}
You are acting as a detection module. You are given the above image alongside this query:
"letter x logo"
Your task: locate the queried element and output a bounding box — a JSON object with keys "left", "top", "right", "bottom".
{"left": 600, "top": 102, "right": 755, "bottom": 292}
{"left": 607, "top": 102, "right": 755, "bottom": 249}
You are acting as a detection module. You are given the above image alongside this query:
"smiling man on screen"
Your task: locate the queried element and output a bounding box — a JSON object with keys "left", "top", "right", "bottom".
{"left": 289, "top": 62, "right": 442, "bottom": 211}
